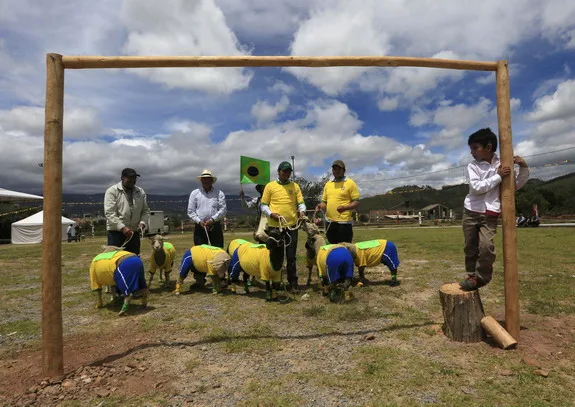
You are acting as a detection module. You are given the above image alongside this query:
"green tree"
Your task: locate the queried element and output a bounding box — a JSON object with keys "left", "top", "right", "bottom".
{"left": 293, "top": 173, "right": 331, "bottom": 210}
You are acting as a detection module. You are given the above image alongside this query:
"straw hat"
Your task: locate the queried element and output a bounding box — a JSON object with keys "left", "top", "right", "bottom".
{"left": 196, "top": 169, "right": 217, "bottom": 182}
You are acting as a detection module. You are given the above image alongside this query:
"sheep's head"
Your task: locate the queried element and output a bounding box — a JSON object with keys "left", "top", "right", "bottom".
{"left": 149, "top": 234, "right": 164, "bottom": 251}
{"left": 301, "top": 221, "right": 320, "bottom": 237}
{"left": 265, "top": 228, "right": 284, "bottom": 250}
{"left": 211, "top": 252, "right": 231, "bottom": 279}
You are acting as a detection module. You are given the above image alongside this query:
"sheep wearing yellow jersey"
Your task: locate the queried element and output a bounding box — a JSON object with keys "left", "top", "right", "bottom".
{"left": 228, "top": 228, "right": 286, "bottom": 301}
{"left": 148, "top": 234, "right": 176, "bottom": 287}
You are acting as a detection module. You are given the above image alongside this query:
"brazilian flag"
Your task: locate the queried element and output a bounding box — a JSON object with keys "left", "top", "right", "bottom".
{"left": 240, "top": 156, "right": 270, "bottom": 185}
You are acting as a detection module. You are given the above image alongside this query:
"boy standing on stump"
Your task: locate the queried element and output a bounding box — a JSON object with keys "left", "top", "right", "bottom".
{"left": 461, "top": 128, "right": 529, "bottom": 291}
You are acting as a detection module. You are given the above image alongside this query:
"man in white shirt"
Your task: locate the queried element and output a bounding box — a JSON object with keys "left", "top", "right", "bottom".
{"left": 187, "top": 169, "right": 227, "bottom": 248}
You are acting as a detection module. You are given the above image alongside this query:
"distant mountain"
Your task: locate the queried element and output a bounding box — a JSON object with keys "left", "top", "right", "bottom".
{"left": 358, "top": 172, "right": 575, "bottom": 216}
{"left": 61, "top": 193, "right": 250, "bottom": 218}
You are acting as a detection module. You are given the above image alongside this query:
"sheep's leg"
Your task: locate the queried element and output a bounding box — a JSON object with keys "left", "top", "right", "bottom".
{"left": 243, "top": 273, "right": 250, "bottom": 294}
{"left": 175, "top": 276, "right": 184, "bottom": 296}
{"left": 95, "top": 289, "right": 103, "bottom": 309}
{"left": 164, "top": 270, "right": 171, "bottom": 286}
{"left": 306, "top": 265, "right": 313, "bottom": 286}
{"left": 118, "top": 294, "right": 131, "bottom": 316}
{"left": 389, "top": 269, "right": 399, "bottom": 287}
{"left": 141, "top": 288, "right": 149, "bottom": 308}
{"left": 343, "top": 278, "right": 354, "bottom": 302}
{"left": 265, "top": 281, "right": 273, "bottom": 302}
{"left": 210, "top": 275, "right": 222, "bottom": 295}
{"left": 159, "top": 269, "right": 164, "bottom": 282}
{"left": 148, "top": 271, "right": 155, "bottom": 288}
{"left": 357, "top": 266, "right": 367, "bottom": 287}
{"left": 320, "top": 277, "right": 330, "bottom": 296}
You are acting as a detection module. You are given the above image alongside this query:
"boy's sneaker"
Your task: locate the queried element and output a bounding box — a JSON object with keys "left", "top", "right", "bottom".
{"left": 459, "top": 275, "right": 486, "bottom": 291}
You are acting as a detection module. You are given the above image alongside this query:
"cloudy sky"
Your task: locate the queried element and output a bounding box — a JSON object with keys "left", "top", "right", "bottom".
{"left": 1, "top": 0, "right": 575, "bottom": 198}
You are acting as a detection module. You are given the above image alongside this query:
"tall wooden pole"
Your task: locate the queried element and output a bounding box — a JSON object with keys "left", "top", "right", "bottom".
{"left": 496, "top": 60, "right": 520, "bottom": 341}
{"left": 42, "top": 53, "right": 65, "bottom": 376}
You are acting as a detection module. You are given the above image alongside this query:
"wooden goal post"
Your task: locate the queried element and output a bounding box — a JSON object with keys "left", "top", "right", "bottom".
{"left": 42, "top": 54, "right": 519, "bottom": 377}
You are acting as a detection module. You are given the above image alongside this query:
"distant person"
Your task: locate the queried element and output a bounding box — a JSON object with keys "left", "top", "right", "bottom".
{"left": 187, "top": 169, "right": 227, "bottom": 248}
{"left": 104, "top": 168, "right": 150, "bottom": 255}
{"left": 315, "top": 160, "right": 360, "bottom": 244}
{"left": 239, "top": 184, "right": 266, "bottom": 242}
{"left": 461, "top": 128, "right": 529, "bottom": 291}
{"left": 66, "top": 224, "right": 73, "bottom": 243}
{"left": 261, "top": 161, "right": 307, "bottom": 293}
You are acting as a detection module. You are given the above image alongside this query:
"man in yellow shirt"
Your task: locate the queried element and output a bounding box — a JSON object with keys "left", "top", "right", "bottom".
{"left": 261, "top": 161, "right": 307, "bottom": 293}
{"left": 316, "top": 160, "right": 360, "bottom": 244}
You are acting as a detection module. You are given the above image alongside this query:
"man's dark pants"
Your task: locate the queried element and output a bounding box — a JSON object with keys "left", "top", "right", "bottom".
{"left": 193, "top": 222, "right": 224, "bottom": 248}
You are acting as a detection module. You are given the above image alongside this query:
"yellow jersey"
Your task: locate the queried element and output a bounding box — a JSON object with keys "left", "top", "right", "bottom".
{"left": 261, "top": 180, "right": 304, "bottom": 227}
{"left": 321, "top": 178, "right": 360, "bottom": 222}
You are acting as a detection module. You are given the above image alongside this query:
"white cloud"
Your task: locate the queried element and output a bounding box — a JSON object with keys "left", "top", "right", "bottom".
{"left": 377, "top": 97, "right": 399, "bottom": 112}
{"left": 527, "top": 79, "right": 575, "bottom": 122}
{"left": 287, "top": 1, "right": 391, "bottom": 95}
{"left": 121, "top": 0, "right": 253, "bottom": 94}
{"left": 0, "top": 106, "right": 100, "bottom": 139}
{"left": 251, "top": 96, "right": 290, "bottom": 124}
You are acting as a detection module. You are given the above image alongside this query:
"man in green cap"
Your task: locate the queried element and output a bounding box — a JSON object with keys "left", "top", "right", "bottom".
{"left": 261, "top": 161, "right": 307, "bottom": 292}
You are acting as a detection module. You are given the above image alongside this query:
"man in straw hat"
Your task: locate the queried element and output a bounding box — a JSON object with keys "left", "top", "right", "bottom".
{"left": 187, "top": 169, "right": 227, "bottom": 248}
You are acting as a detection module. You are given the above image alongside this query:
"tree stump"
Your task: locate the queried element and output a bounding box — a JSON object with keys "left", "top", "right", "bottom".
{"left": 439, "top": 283, "right": 485, "bottom": 343}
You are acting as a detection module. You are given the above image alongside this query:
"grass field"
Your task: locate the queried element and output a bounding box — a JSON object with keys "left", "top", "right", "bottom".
{"left": 0, "top": 226, "right": 574, "bottom": 406}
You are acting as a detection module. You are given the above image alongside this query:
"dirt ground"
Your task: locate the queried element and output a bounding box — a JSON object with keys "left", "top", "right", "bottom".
{"left": 1, "top": 271, "right": 574, "bottom": 407}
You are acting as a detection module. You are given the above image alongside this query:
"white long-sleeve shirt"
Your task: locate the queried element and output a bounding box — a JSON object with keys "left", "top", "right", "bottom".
{"left": 464, "top": 154, "right": 529, "bottom": 214}
{"left": 187, "top": 187, "right": 227, "bottom": 224}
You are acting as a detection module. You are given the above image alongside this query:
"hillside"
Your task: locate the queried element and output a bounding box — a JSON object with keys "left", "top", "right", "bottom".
{"left": 358, "top": 172, "right": 575, "bottom": 216}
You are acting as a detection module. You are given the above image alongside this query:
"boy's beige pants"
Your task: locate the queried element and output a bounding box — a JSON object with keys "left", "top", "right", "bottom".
{"left": 462, "top": 209, "right": 498, "bottom": 284}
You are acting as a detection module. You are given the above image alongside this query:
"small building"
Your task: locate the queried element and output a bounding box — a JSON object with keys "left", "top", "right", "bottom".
{"left": 419, "top": 204, "right": 451, "bottom": 220}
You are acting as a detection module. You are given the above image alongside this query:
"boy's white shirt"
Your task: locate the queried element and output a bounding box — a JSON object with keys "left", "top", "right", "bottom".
{"left": 464, "top": 153, "right": 529, "bottom": 214}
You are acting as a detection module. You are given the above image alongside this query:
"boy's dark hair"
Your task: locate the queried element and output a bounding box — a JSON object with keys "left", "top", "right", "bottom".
{"left": 468, "top": 128, "right": 498, "bottom": 152}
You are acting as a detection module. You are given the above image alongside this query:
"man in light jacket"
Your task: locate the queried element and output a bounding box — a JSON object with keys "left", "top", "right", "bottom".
{"left": 104, "top": 168, "right": 150, "bottom": 255}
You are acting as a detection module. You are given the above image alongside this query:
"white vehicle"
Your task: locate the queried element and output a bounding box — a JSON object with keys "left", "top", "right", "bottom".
{"left": 148, "top": 211, "right": 168, "bottom": 234}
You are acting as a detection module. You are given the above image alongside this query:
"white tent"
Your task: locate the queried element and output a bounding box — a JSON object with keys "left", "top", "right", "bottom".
{"left": 0, "top": 188, "right": 43, "bottom": 201}
{"left": 11, "top": 211, "right": 75, "bottom": 244}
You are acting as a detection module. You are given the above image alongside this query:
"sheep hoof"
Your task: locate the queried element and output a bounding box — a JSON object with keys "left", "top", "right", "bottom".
{"left": 118, "top": 310, "right": 127, "bottom": 316}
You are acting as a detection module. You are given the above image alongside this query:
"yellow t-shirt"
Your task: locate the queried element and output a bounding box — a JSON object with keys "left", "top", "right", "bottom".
{"left": 150, "top": 242, "right": 176, "bottom": 273}
{"left": 90, "top": 250, "right": 135, "bottom": 290}
{"left": 190, "top": 245, "right": 227, "bottom": 276}
{"left": 316, "top": 244, "right": 338, "bottom": 277}
{"left": 227, "top": 239, "right": 251, "bottom": 256}
{"left": 321, "top": 178, "right": 360, "bottom": 222}
{"left": 261, "top": 181, "right": 304, "bottom": 227}
{"left": 237, "top": 243, "right": 281, "bottom": 282}
{"left": 354, "top": 240, "right": 388, "bottom": 268}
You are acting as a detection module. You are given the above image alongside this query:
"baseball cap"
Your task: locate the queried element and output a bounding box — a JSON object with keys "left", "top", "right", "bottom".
{"left": 332, "top": 160, "right": 346, "bottom": 169}
{"left": 121, "top": 168, "right": 140, "bottom": 177}
{"left": 278, "top": 161, "right": 293, "bottom": 171}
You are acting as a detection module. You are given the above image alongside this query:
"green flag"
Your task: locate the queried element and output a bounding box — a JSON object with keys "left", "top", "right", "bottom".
{"left": 240, "top": 156, "right": 270, "bottom": 185}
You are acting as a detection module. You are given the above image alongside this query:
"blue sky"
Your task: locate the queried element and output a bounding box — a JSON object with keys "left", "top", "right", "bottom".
{"left": 1, "top": 0, "right": 574, "bottom": 197}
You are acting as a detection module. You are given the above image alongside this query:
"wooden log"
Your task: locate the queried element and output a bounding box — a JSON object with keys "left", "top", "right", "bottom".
{"left": 42, "top": 53, "right": 65, "bottom": 377}
{"left": 61, "top": 55, "right": 498, "bottom": 71}
{"left": 496, "top": 60, "right": 520, "bottom": 341}
{"left": 481, "top": 316, "right": 518, "bottom": 349}
{"left": 439, "top": 283, "right": 485, "bottom": 343}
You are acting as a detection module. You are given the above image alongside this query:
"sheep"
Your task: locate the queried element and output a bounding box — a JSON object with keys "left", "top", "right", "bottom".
{"left": 226, "top": 238, "right": 253, "bottom": 293}
{"left": 301, "top": 222, "right": 357, "bottom": 302}
{"left": 174, "top": 245, "right": 231, "bottom": 295}
{"left": 89, "top": 249, "right": 148, "bottom": 316}
{"left": 227, "top": 228, "right": 286, "bottom": 302}
{"left": 148, "top": 234, "right": 176, "bottom": 287}
{"left": 353, "top": 239, "right": 401, "bottom": 286}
